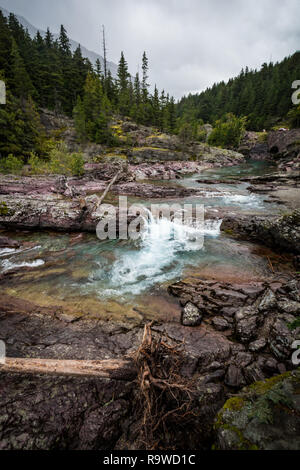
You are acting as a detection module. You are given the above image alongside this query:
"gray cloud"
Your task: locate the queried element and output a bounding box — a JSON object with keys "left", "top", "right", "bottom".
{"left": 1, "top": 0, "right": 299, "bottom": 99}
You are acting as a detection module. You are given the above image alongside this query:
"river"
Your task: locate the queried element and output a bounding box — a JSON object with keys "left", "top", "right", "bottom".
{"left": 0, "top": 161, "right": 286, "bottom": 322}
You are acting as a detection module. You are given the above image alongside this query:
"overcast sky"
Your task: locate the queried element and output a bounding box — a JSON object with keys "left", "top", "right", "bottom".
{"left": 1, "top": 0, "right": 299, "bottom": 99}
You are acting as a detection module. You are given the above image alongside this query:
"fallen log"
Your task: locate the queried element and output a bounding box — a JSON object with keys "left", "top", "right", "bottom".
{"left": 95, "top": 168, "right": 123, "bottom": 209}
{"left": 0, "top": 357, "right": 137, "bottom": 381}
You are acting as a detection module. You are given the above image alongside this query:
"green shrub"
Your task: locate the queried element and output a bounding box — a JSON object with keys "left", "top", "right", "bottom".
{"left": 28, "top": 152, "right": 47, "bottom": 174}
{"left": 47, "top": 143, "right": 84, "bottom": 176}
{"left": 27, "top": 143, "right": 85, "bottom": 177}
{"left": 208, "top": 113, "right": 247, "bottom": 149}
{"left": 70, "top": 153, "right": 84, "bottom": 176}
{"left": 197, "top": 129, "right": 207, "bottom": 142}
{"left": 0, "top": 154, "right": 24, "bottom": 174}
{"left": 257, "top": 132, "right": 268, "bottom": 142}
{"left": 178, "top": 122, "right": 196, "bottom": 143}
{"left": 287, "top": 105, "right": 300, "bottom": 129}
{"left": 0, "top": 201, "right": 9, "bottom": 216}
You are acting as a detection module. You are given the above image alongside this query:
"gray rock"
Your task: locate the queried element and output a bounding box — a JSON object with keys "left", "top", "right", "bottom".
{"left": 239, "top": 285, "right": 265, "bottom": 299}
{"left": 221, "top": 307, "right": 236, "bottom": 317}
{"left": 222, "top": 210, "right": 300, "bottom": 255}
{"left": 262, "top": 357, "right": 279, "bottom": 374}
{"left": 235, "top": 305, "right": 257, "bottom": 322}
{"left": 225, "top": 364, "right": 246, "bottom": 388}
{"left": 201, "top": 369, "right": 225, "bottom": 384}
{"left": 258, "top": 288, "right": 277, "bottom": 312}
{"left": 181, "top": 302, "right": 202, "bottom": 327}
{"left": 269, "top": 314, "right": 297, "bottom": 361}
{"left": 249, "top": 338, "right": 267, "bottom": 353}
{"left": 215, "top": 369, "right": 300, "bottom": 450}
{"left": 234, "top": 352, "right": 253, "bottom": 368}
{"left": 268, "top": 128, "right": 300, "bottom": 160}
{"left": 278, "top": 363, "right": 287, "bottom": 374}
{"left": 212, "top": 317, "right": 230, "bottom": 331}
{"left": 236, "top": 314, "right": 258, "bottom": 343}
{"left": 285, "top": 279, "right": 300, "bottom": 302}
{"left": 243, "top": 362, "right": 265, "bottom": 384}
{"left": 207, "top": 361, "right": 223, "bottom": 371}
{"left": 278, "top": 300, "right": 300, "bottom": 316}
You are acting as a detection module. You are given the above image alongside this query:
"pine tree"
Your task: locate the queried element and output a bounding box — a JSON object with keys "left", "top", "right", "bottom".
{"left": 58, "top": 25, "right": 71, "bottom": 56}
{"left": 117, "top": 52, "right": 130, "bottom": 116}
{"left": 117, "top": 52, "right": 129, "bottom": 92}
{"left": 0, "top": 11, "right": 12, "bottom": 78}
{"left": 167, "top": 97, "right": 176, "bottom": 133}
{"left": 10, "top": 38, "right": 34, "bottom": 102}
{"left": 72, "top": 45, "right": 91, "bottom": 103}
{"left": 0, "top": 84, "right": 41, "bottom": 158}
{"left": 105, "top": 70, "right": 117, "bottom": 104}
{"left": 45, "top": 28, "right": 54, "bottom": 48}
{"left": 73, "top": 96, "right": 87, "bottom": 142}
{"left": 134, "top": 72, "right": 141, "bottom": 105}
{"left": 57, "top": 25, "right": 75, "bottom": 113}
{"left": 95, "top": 58, "right": 102, "bottom": 77}
{"left": 142, "top": 51, "right": 149, "bottom": 102}
{"left": 152, "top": 85, "right": 161, "bottom": 128}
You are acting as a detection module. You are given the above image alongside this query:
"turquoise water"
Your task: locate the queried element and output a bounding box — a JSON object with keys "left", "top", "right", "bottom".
{"left": 127, "top": 161, "right": 280, "bottom": 213}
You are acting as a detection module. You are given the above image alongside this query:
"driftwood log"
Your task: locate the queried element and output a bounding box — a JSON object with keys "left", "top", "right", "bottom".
{"left": 95, "top": 168, "right": 124, "bottom": 209}
{"left": 0, "top": 357, "right": 137, "bottom": 381}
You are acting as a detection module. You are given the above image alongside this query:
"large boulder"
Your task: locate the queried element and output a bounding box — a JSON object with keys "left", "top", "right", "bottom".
{"left": 268, "top": 128, "right": 300, "bottom": 160}
{"left": 128, "top": 147, "right": 186, "bottom": 163}
{"left": 222, "top": 210, "right": 300, "bottom": 254}
{"left": 0, "top": 371, "right": 133, "bottom": 450}
{"left": 215, "top": 369, "right": 300, "bottom": 450}
{"left": 144, "top": 133, "right": 182, "bottom": 150}
{"left": 238, "top": 131, "right": 270, "bottom": 160}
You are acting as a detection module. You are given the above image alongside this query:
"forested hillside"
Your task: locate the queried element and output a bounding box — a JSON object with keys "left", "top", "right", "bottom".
{"left": 0, "top": 11, "right": 176, "bottom": 158}
{"left": 177, "top": 52, "right": 300, "bottom": 131}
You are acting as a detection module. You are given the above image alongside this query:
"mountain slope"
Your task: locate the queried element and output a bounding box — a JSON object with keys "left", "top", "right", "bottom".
{"left": 0, "top": 5, "right": 118, "bottom": 77}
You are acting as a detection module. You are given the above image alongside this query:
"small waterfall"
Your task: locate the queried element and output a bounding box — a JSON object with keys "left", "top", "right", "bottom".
{"left": 98, "top": 215, "right": 222, "bottom": 297}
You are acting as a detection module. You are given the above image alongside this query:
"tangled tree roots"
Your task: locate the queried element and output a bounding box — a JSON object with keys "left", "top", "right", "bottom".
{"left": 134, "top": 323, "right": 199, "bottom": 450}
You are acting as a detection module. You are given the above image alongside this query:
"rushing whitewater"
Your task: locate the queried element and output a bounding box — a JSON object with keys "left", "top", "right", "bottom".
{"left": 92, "top": 216, "right": 222, "bottom": 297}
{"left": 1, "top": 258, "right": 45, "bottom": 273}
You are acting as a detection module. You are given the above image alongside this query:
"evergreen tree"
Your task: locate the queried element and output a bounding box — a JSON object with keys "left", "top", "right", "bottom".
{"left": 117, "top": 52, "right": 130, "bottom": 116}
{"left": 10, "top": 38, "right": 34, "bottom": 102}
{"left": 152, "top": 85, "right": 161, "bottom": 128}
{"left": 73, "top": 96, "right": 87, "bottom": 142}
{"left": 95, "top": 58, "right": 102, "bottom": 77}
{"left": 0, "top": 84, "right": 41, "bottom": 158}
{"left": 73, "top": 73, "right": 114, "bottom": 145}
{"left": 58, "top": 25, "right": 71, "bottom": 56}
{"left": 167, "top": 97, "right": 176, "bottom": 133}
{"left": 142, "top": 51, "right": 149, "bottom": 102}
{"left": 45, "top": 28, "right": 54, "bottom": 48}
{"left": 0, "top": 11, "right": 12, "bottom": 78}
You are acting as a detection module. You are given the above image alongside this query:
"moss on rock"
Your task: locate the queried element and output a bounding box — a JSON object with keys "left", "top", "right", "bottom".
{"left": 215, "top": 369, "right": 300, "bottom": 450}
